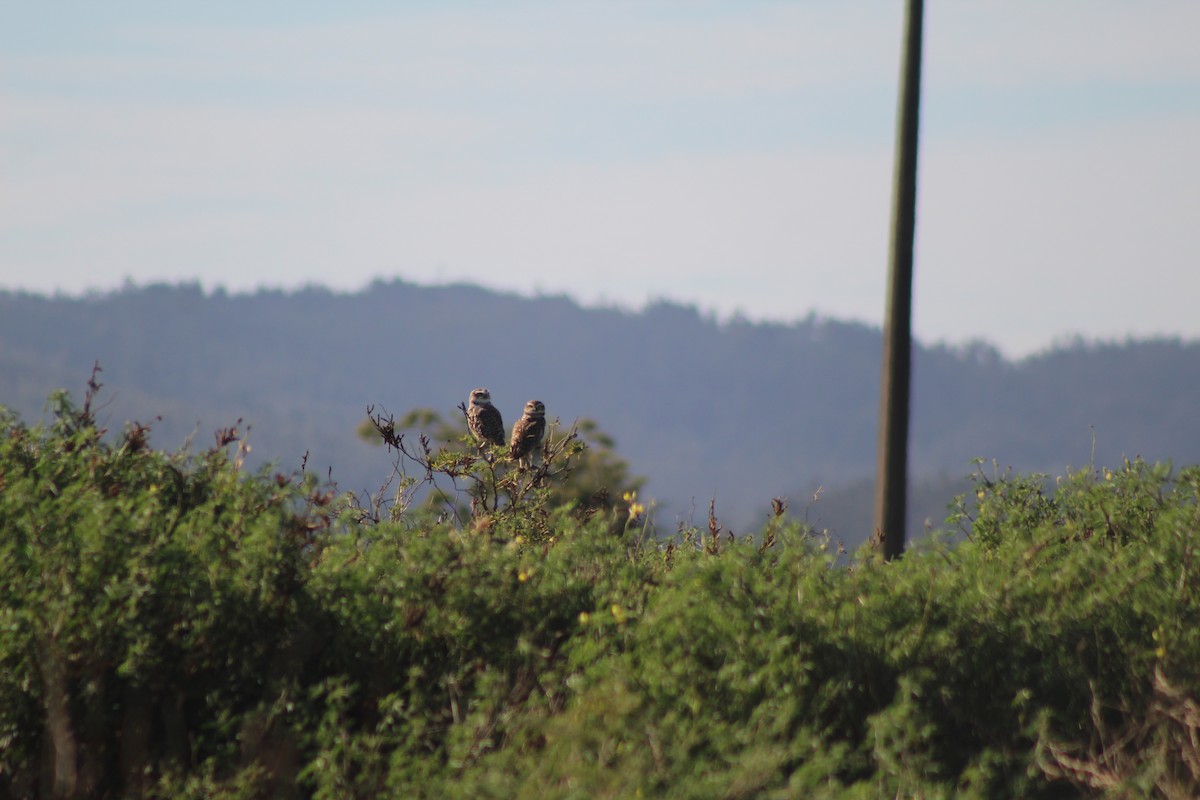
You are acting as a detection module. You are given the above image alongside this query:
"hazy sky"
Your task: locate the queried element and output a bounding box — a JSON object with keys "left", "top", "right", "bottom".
{"left": 2, "top": 2, "right": 1198, "bottom": 356}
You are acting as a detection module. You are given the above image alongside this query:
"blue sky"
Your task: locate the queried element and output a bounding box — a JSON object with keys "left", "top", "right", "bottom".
{"left": 2, "top": 2, "right": 1198, "bottom": 356}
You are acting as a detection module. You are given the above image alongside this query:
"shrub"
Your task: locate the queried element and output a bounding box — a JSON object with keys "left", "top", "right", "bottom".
{"left": 2, "top": 383, "right": 1199, "bottom": 797}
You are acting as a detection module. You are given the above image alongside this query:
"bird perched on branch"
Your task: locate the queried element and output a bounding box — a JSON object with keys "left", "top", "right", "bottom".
{"left": 510, "top": 399, "right": 546, "bottom": 466}
{"left": 466, "top": 388, "right": 505, "bottom": 447}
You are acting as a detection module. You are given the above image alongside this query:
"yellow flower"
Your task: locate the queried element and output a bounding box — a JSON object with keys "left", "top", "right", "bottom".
{"left": 611, "top": 604, "right": 627, "bottom": 623}
{"left": 518, "top": 570, "right": 529, "bottom": 583}
{"left": 623, "top": 490, "right": 636, "bottom": 503}
{"left": 628, "top": 502, "right": 645, "bottom": 519}
{"left": 578, "top": 611, "right": 590, "bottom": 625}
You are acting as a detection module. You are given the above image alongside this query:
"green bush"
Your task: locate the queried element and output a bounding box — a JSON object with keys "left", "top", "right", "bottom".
{"left": 2, "top": 387, "right": 1199, "bottom": 798}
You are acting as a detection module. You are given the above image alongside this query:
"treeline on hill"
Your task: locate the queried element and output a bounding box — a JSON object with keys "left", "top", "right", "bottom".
{"left": 5, "top": 387, "right": 1200, "bottom": 798}
{"left": 3, "top": 281, "right": 1200, "bottom": 542}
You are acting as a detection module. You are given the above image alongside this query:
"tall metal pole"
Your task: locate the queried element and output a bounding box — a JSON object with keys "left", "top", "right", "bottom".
{"left": 873, "top": 0, "right": 924, "bottom": 560}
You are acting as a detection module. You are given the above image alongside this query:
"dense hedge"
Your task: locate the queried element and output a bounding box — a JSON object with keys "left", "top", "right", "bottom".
{"left": 2, "top": 394, "right": 1199, "bottom": 798}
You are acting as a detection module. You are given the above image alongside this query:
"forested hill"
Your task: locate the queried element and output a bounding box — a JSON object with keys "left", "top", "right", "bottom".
{"left": 3, "top": 280, "right": 1199, "bottom": 542}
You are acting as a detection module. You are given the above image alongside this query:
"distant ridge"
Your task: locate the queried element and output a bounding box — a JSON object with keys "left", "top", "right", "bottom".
{"left": 4, "top": 280, "right": 1199, "bottom": 546}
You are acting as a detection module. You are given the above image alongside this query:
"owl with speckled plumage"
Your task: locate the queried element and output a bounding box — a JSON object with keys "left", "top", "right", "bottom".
{"left": 509, "top": 400, "right": 546, "bottom": 466}
{"left": 466, "top": 388, "right": 505, "bottom": 447}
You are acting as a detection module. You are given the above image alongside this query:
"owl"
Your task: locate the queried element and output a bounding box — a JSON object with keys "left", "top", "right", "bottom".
{"left": 466, "top": 388, "right": 505, "bottom": 447}
{"left": 509, "top": 399, "right": 546, "bottom": 465}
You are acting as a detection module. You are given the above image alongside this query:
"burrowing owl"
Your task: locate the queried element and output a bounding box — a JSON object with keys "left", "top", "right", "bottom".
{"left": 466, "top": 388, "right": 505, "bottom": 447}
{"left": 509, "top": 400, "right": 546, "bottom": 464}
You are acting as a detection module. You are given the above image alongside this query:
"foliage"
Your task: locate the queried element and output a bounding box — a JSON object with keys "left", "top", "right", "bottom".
{"left": 3, "top": 384, "right": 1200, "bottom": 797}
{"left": 0, "top": 375, "right": 338, "bottom": 798}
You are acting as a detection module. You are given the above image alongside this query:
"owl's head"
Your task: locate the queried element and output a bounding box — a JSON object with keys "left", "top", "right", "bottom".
{"left": 469, "top": 388, "right": 493, "bottom": 407}
{"left": 523, "top": 400, "right": 545, "bottom": 417}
